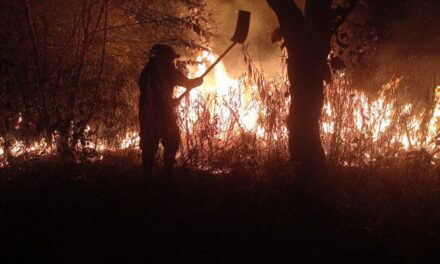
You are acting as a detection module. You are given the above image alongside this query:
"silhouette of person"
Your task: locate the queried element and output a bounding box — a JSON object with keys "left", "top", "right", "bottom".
{"left": 138, "top": 44, "right": 203, "bottom": 177}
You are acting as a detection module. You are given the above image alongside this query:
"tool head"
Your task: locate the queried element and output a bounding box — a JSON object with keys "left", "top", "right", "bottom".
{"left": 231, "top": 10, "right": 251, "bottom": 44}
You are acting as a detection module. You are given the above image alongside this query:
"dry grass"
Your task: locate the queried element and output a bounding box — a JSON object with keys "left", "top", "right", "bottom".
{"left": 2, "top": 51, "right": 440, "bottom": 262}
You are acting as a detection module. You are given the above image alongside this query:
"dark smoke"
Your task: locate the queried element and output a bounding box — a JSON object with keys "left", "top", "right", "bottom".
{"left": 350, "top": 0, "right": 440, "bottom": 95}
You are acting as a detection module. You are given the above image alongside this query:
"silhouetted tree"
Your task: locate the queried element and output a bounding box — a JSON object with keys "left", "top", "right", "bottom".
{"left": 266, "top": 0, "right": 359, "bottom": 196}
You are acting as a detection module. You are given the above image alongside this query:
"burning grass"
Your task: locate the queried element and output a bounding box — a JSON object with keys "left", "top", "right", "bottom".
{"left": 1, "top": 51, "right": 440, "bottom": 171}
{"left": 2, "top": 52, "right": 440, "bottom": 261}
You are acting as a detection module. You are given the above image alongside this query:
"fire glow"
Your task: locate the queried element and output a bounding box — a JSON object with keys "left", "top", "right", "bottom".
{"left": 1, "top": 52, "right": 440, "bottom": 167}
{"left": 176, "top": 51, "right": 261, "bottom": 136}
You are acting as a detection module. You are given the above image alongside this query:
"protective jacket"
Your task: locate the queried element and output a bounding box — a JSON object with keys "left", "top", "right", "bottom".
{"left": 138, "top": 56, "right": 201, "bottom": 174}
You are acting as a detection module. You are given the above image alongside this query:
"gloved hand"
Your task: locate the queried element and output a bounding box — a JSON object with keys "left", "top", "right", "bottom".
{"left": 194, "top": 77, "right": 204, "bottom": 87}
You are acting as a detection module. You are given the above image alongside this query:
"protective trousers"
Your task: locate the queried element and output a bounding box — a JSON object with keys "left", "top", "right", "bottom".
{"left": 139, "top": 108, "right": 180, "bottom": 176}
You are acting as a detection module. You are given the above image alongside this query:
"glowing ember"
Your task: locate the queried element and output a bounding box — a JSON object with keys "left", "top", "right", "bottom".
{"left": 1, "top": 51, "right": 440, "bottom": 168}
{"left": 119, "top": 131, "right": 140, "bottom": 150}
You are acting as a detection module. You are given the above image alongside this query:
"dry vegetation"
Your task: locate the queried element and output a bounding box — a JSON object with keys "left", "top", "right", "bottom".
{"left": 2, "top": 1, "right": 440, "bottom": 261}
{"left": 2, "top": 56, "right": 440, "bottom": 261}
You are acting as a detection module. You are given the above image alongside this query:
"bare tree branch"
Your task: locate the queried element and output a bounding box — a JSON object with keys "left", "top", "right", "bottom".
{"left": 332, "top": 0, "right": 360, "bottom": 33}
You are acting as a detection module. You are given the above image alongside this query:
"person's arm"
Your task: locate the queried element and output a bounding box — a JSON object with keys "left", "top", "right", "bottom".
{"left": 173, "top": 68, "right": 203, "bottom": 89}
{"left": 170, "top": 66, "right": 203, "bottom": 105}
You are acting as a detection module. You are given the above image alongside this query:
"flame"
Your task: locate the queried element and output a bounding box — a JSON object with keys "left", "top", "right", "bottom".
{"left": 176, "top": 51, "right": 261, "bottom": 136}
{"left": 1, "top": 50, "right": 440, "bottom": 168}
{"left": 427, "top": 85, "right": 440, "bottom": 141}
{"left": 321, "top": 80, "right": 440, "bottom": 161}
{"left": 119, "top": 131, "right": 140, "bottom": 149}
{"left": 0, "top": 51, "right": 265, "bottom": 167}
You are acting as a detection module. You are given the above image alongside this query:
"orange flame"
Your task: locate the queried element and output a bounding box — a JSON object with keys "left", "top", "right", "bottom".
{"left": 1, "top": 52, "right": 440, "bottom": 167}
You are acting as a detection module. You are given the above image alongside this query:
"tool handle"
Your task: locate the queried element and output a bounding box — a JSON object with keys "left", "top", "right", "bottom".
{"left": 176, "top": 42, "right": 238, "bottom": 103}
{"left": 201, "top": 42, "right": 237, "bottom": 78}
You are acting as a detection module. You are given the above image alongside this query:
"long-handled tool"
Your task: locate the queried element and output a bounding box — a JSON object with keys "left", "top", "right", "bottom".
{"left": 176, "top": 10, "right": 251, "bottom": 102}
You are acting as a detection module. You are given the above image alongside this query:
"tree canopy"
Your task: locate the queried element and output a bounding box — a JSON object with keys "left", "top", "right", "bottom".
{"left": 0, "top": 0, "right": 214, "bottom": 157}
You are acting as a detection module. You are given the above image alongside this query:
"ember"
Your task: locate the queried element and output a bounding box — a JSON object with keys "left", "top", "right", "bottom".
{"left": 2, "top": 54, "right": 439, "bottom": 169}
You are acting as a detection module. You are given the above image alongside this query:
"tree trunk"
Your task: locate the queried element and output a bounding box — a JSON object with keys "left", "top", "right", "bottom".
{"left": 267, "top": 0, "right": 331, "bottom": 196}
{"left": 288, "top": 41, "right": 328, "bottom": 195}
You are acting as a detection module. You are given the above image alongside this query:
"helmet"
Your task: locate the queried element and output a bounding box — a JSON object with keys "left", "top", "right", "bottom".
{"left": 150, "top": 44, "right": 180, "bottom": 59}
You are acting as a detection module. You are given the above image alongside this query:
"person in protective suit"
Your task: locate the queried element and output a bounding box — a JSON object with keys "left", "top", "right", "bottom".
{"left": 138, "top": 44, "right": 203, "bottom": 176}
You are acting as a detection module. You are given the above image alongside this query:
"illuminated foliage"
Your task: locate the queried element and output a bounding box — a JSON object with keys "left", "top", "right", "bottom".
{"left": 0, "top": 0, "right": 214, "bottom": 160}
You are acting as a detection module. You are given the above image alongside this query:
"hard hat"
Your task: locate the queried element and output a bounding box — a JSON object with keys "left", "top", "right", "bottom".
{"left": 150, "top": 44, "right": 180, "bottom": 59}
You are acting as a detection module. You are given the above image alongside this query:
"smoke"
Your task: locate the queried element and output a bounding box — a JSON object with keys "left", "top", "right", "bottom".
{"left": 206, "top": 0, "right": 440, "bottom": 93}
{"left": 205, "top": 0, "right": 304, "bottom": 78}
{"left": 354, "top": 0, "right": 440, "bottom": 95}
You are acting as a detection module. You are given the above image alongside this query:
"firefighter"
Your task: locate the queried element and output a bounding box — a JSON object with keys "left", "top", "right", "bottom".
{"left": 138, "top": 44, "right": 203, "bottom": 177}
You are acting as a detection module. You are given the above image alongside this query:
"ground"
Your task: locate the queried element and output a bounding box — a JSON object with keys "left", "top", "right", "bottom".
{"left": 1, "top": 156, "right": 440, "bottom": 263}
